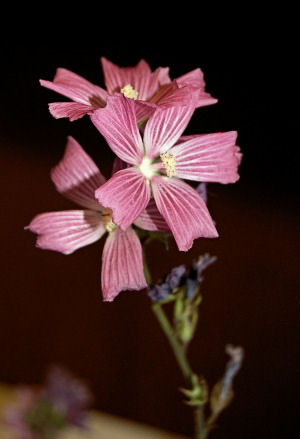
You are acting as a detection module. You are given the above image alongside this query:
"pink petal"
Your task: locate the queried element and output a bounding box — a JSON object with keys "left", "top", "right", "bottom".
{"left": 26, "top": 210, "right": 105, "bottom": 255}
{"left": 90, "top": 95, "right": 144, "bottom": 165}
{"left": 176, "top": 68, "right": 217, "bottom": 107}
{"left": 151, "top": 81, "right": 194, "bottom": 107}
{"left": 49, "top": 102, "right": 93, "bottom": 121}
{"left": 143, "top": 102, "right": 196, "bottom": 158}
{"left": 170, "top": 132, "right": 240, "bottom": 183}
{"left": 134, "top": 100, "right": 157, "bottom": 123}
{"left": 40, "top": 68, "right": 107, "bottom": 107}
{"left": 51, "top": 136, "right": 106, "bottom": 210}
{"left": 101, "top": 227, "right": 147, "bottom": 301}
{"left": 101, "top": 57, "right": 170, "bottom": 101}
{"left": 234, "top": 145, "right": 243, "bottom": 164}
{"left": 95, "top": 167, "right": 150, "bottom": 231}
{"left": 134, "top": 198, "right": 170, "bottom": 232}
{"left": 151, "top": 176, "right": 218, "bottom": 251}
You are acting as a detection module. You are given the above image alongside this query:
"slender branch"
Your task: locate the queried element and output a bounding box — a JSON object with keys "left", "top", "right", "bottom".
{"left": 144, "top": 248, "right": 209, "bottom": 438}
{"left": 194, "top": 406, "right": 207, "bottom": 439}
{"left": 152, "top": 302, "right": 193, "bottom": 385}
{"left": 142, "top": 249, "right": 152, "bottom": 284}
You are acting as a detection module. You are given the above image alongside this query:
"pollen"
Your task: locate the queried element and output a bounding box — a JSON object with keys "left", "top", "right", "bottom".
{"left": 101, "top": 209, "right": 116, "bottom": 233}
{"left": 120, "top": 84, "right": 139, "bottom": 100}
{"left": 160, "top": 152, "right": 176, "bottom": 177}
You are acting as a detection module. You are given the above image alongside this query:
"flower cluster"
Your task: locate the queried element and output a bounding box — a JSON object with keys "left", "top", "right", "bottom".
{"left": 148, "top": 253, "right": 217, "bottom": 302}
{"left": 148, "top": 254, "right": 217, "bottom": 344}
{"left": 28, "top": 57, "right": 241, "bottom": 301}
{"left": 4, "top": 366, "right": 92, "bottom": 439}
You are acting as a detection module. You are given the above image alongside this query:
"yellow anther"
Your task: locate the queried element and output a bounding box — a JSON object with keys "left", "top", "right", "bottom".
{"left": 105, "top": 220, "right": 117, "bottom": 233}
{"left": 120, "top": 84, "right": 139, "bottom": 100}
{"left": 160, "top": 152, "right": 176, "bottom": 177}
{"left": 101, "top": 209, "right": 117, "bottom": 233}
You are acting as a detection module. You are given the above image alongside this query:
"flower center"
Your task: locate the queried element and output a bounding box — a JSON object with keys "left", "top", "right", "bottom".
{"left": 101, "top": 209, "right": 116, "bottom": 233}
{"left": 138, "top": 156, "right": 156, "bottom": 180}
{"left": 160, "top": 152, "right": 176, "bottom": 177}
{"left": 120, "top": 84, "right": 139, "bottom": 100}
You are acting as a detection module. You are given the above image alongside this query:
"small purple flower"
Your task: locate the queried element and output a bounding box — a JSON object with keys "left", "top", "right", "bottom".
{"left": 221, "top": 345, "right": 244, "bottom": 399}
{"left": 165, "top": 265, "right": 186, "bottom": 289}
{"left": 192, "top": 253, "right": 217, "bottom": 283}
{"left": 185, "top": 278, "right": 199, "bottom": 300}
{"left": 148, "top": 283, "right": 171, "bottom": 302}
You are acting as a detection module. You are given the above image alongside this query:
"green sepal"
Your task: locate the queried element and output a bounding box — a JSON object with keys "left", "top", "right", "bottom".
{"left": 180, "top": 375, "right": 208, "bottom": 407}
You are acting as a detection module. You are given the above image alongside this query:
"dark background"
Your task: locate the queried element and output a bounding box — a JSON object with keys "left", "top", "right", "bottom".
{"left": 0, "top": 34, "right": 298, "bottom": 439}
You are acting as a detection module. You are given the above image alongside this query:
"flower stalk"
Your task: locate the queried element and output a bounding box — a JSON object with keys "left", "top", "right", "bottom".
{"left": 146, "top": 250, "right": 244, "bottom": 439}
{"left": 152, "top": 302, "right": 194, "bottom": 384}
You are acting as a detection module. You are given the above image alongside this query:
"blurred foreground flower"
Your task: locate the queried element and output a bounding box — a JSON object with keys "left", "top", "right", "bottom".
{"left": 40, "top": 57, "right": 217, "bottom": 122}
{"left": 26, "top": 137, "right": 169, "bottom": 301}
{"left": 4, "top": 366, "right": 92, "bottom": 439}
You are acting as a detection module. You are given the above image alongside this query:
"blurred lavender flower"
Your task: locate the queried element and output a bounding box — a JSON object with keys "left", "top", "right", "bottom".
{"left": 4, "top": 366, "right": 92, "bottom": 439}
{"left": 165, "top": 265, "right": 186, "bottom": 289}
{"left": 210, "top": 345, "right": 244, "bottom": 418}
{"left": 148, "top": 254, "right": 216, "bottom": 302}
{"left": 221, "top": 345, "right": 244, "bottom": 401}
{"left": 186, "top": 254, "right": 217, "bottom": 299}
{"left": 42, "top": 366, "right": 92, "bottom": 427}
{"left": 148, "top": 282, "right": 171, "bottom": 302}
{"left": 148, "top": 265, "right": 186, "bottom": 301}
{"left": 193, "top": 254, "right": 217, "bottom": 283}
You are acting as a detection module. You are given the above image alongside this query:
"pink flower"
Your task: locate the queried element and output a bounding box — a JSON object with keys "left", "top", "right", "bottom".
{"left": 91, "top": 95, "right": 241, "bottom": 252}
{"left": 26, "top": 137, "right": 168, "bottom": 301}
{"left": 39, "top": 57, "right": 217, "bottom": 122}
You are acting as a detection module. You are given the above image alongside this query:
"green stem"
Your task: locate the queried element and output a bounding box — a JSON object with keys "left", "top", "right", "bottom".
{"left": 143, "top": 250, "right": 152, "bottom": 284}
{"left": 194, "top": 406, "right": 207, "bottom": 439}
{"left": 152, "top": 302, "right": 193, "bottom": 385}
{"left": 144, "top": 251, "right": 208, "bottom": 439}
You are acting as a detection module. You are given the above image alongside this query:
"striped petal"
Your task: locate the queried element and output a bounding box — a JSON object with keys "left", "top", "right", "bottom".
{"left": 134, "top": 100, "right": 157, "bottom": 123}
{"left": 51, "top": 137, "right": 106, "bottom": 210}
{"left": 101, "top": 57, "right": 170, "bottom": 100}
{"left": 176, "top": 68, "right": 217, "bottom": 108}
{"left": 40, "top": 68, "right": 107, "bottom": 107}
{"left": 95, "top": 167, "right": 150, "bottom": 231}
{"left": 49, "top": 102, "right": 93, "bottom": 121}
{"left": 143, "top": 102, "right": 196, "bottom": 159}
{"left": 170, "top": 132, "right": 240, "bottom": 183}
{"left": 151, "top": 81, "right": 194, "bottom": 107}
{"left": 134, "top": 198, "right": 170, "bottom": 232}
{"left": 90, "top": 95, "right": 144, "bottom": 165}
{"left": 26, "top": 210, "right": 105, "bottom": 255}
{"left": 101, "top": 227, "right": 147, "bottom": 302}
{"left": 151, "top": 176, "right": 218, "bottom": 251}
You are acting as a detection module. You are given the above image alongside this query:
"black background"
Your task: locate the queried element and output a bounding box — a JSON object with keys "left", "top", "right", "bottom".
{"left": 0, "top": 26, "right": 298, "bottom": 439}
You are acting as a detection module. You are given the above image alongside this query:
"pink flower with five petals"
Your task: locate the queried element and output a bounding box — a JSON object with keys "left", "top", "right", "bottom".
{"left": 91, "top": 95, "right": 241, "bottom": 252}
{"left": 26, "top": 137, "right": 168, "bottom": 301}
{"left": 39, "top": 57, "right": 217, "bottom": 122}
